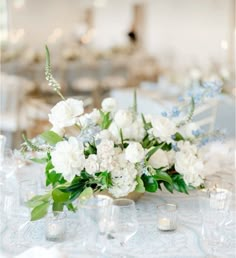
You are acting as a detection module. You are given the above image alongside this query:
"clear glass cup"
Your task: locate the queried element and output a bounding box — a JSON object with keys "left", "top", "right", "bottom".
{"left": 0, "top": 135, "right": 6, "bottom": 167}
{"left": 78, "top": 195, "right": 112, "bottom": 255}
{"left": 45, "top": 211, "right": 67, "bottom": 242}
{"left": 19, "top": 179, "right": 39, "bottom": 205}
{"left": 157, "top": 203, "right": 177, "bottom": 231}
{"left": 107, "top": 198, "right": 138, "bottom": 251}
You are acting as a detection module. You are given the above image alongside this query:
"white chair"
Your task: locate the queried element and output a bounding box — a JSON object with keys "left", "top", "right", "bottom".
{"left": 0, "top": 73, "right": 35, "bottom": 147}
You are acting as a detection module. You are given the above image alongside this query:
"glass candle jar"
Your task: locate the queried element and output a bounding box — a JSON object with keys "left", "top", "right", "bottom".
{"left": 157, "top": 203, "right": 177, "bottom": 231}
{"left": 45, "top": 211, "right": 66, "bottom": 242}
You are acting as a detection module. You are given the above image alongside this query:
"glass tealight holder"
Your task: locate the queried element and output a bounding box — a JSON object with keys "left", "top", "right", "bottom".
{"left": 45, "top": 211, "right": 67, "bottom": 242}
{"left": 157, "top": 203, "right": 177, "bottom": 231}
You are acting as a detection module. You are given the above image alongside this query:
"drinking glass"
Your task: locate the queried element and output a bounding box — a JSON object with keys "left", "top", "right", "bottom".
{"left": 45, "top": 211, "right": 67, "bottom": 242}
{"left": 198, "top": 180, "right": 233, "bottom": 256}
{"left": 157, "top": 203, "right": 177, "bottom": 231}
{"left": 19, "top": 179, "right": 39, "bottom": 205}
{"left": 78, "top": 195, "right": 112, "bottom": 255}
{"left": 107, "top": 198, "right": 138, "bottom": 256}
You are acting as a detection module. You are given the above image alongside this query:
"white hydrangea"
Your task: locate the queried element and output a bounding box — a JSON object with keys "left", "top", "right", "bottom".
{"left": 49, "top": 98, "right": 84, "bottom": 129}
{"left": 175, "top": 141, "right": 203, "bottom": 187}
{"left": 125, "top": 142, "right": 145, "bottom": 163}
{"left": 108, "top": 163, "right": 138, "bottom": 198}
{"left": 51, "top": 137, "right": 85, "bottom": 181}
{"left": 114, "top": 110, "right": 133, "bottom": 128}
{"left": 84, "top": 154, "right": 99, "bottom": 175}
{"left": 95, "top": 129, "right": 113, "bottom": 142}
{"left": 149, "top": 116, "right": 177, "bottom": 143}
{"left": 101, "top": 97, "right": 117, "bottom": 113}
{"left": 96, "top": 139, "right": 115, "bottom": 159}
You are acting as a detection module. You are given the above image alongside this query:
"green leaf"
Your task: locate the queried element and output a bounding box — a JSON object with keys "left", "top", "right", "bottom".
{"left": 30, "top": 157, "right": 48, "bottom": 164}
{"left": 79, "top": 187, "right": 93, "bottom": 202}
{"left": 154, "top": 170, "right": 173, "bottom": 185}
{"left": 99, "top": 111, "right": 112, "bottom": 129}
{"left": 27, "top": 193, "right": 51, "bottom": 208}
{"left": 142, "top": 175, "right": 158, "bottom": 192}
{"left": 163, "top": 181, "right": 174, "bottom": 193}
{"left": 133, "top": 90, "right": 137, "bottom": 114}
{"left": 31, "top": 202, "right": 50, "bottom": 221}
{"left": 66, "top": 203, "right": 77, "bottom": 212}
{"left": 40, "top": 131, "right": 63, "bottom": 145}
{"left": 135, "top": 176, "right": 145, "bottom": 193}
{"left": 52, "top": 188, "right": 70, "bottom": 203}
{"left": 146, "top": 143, "right": 164, "bottom": 161}
{"left": 52, "top": 202, "right": 64, "bottom": 211}
{"left": 173, "top": 132, "right": 185, "bottom": 141}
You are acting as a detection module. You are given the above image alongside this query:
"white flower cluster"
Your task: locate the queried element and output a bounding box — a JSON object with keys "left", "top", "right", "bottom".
{"left": 48, "top": 96, "right": 205, "bottom": 194}
{"left": 175, "top": 141, "right": 204, "bottom": 187}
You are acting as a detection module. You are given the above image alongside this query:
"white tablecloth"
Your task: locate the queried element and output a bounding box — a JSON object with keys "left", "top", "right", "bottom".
{"left": 0, "top": 176, "right": 235, "bottom": 258}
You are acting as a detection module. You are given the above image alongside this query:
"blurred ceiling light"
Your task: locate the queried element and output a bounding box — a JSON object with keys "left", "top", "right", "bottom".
{"left": 13, "top": 0, "right": 25, "bottom": 9}
{"left": 93, "top": 0, "right": 107, "bottom": 8}
{"left": 48, "top": 28, "right": 63, "bottom": 44}
{"left": 220, "top": 40, "right": 228, "bottom": 50}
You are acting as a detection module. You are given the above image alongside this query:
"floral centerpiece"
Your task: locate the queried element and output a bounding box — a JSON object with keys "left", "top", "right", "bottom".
{"left": 22, "top": 47, "right": 222, "bottom": 221}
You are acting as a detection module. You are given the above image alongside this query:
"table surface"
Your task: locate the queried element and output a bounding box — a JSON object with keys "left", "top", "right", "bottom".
{"left": 0, "top": 165, "right": 235, "bottom": 258}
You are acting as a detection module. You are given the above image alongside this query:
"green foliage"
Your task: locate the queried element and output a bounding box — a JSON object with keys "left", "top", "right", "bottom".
{"left": 172, "top": 174, "right": 189, "bottom": 194}
{"left": 79, "top": 187, "right": 93, "bottom": 202}
{"left": 141, "top": 114, "right": 152, "bottom": 131}
{"left": 145, "top": 143, "right": 164, "bottom": 161}
{"left": 31, "top": 202, "right": 50, "bottom": 221}
{"left": 96, "top": 171, "right": 112, "bottom": 189}
{"left": 30, "top": 157, "right": 48, "bottom": 164}
{"left": 135, "top": 176, "right": 145, "bottom": 193}
{"left": 99, "top": 110, "right": 112, "bottom": 129}
{"left": 84, "top": 142, "right": 97, "bottom": 156}
{"left": 153, "top": 169, "right": 173, "bottom": 185}
{"left": 142, "top": 175, "right": 158, "bottom": 192}
{"left": 52, "top": 188, "right": 70, "bottom": 203}
{"left": 172, "top": 132, "right": 185, "bottom": 141}
{"left": 40, "top": 131, "right": 63, "bottom": 145}
{"left": 45, "top": 46, "right": 64, "bottom": 100}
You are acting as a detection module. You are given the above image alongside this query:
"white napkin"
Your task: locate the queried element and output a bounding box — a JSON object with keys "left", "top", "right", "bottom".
{"left": 14, "top": 246, "right": 67, "bottom": 258}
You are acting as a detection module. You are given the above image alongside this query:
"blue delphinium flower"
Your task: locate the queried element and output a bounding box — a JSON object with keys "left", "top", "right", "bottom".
{"left": 192, "top": 129, "right": 204, "bottom": 137}
{"left": 161, "top": 111, "right": 168, "bottom": 117}
{"left": 171, "top": 107, "right": 180, "bottom": 117}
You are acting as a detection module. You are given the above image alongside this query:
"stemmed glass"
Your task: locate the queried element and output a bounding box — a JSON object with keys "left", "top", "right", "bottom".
{"left": 107, "top": 198, "right": 138, "bottom": 257}
{"left": 199, "top": 177, "right": 233, "bottom": 257}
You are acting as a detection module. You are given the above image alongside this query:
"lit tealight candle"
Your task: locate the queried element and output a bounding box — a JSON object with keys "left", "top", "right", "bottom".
{"left": 158, "top": 217, "right": 171, "bottom": 231}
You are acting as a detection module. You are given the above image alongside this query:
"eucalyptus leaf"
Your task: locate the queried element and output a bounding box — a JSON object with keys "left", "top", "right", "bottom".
{"left": 40, "top": 131, "right": 63, "bottom": 145}
{"left": 31, "top": 202, "right": 50, "bottom": 221}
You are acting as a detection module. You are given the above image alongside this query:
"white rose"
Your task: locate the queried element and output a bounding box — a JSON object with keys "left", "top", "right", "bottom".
{"left": 101, "top": 98, "right": 117, "bottom": 113}
{"left": 108, "top": 122, "right": 120, "bottom": 142}
{"left": 49, "top": 98, "right": 84, "bottom": 129}
{"left": 51, "top": 137, "right": 85, "bottom": 181}
{"left": 148, "top": 149, "right": 169, "bottom": 169}
{"left": 125, "top": 142, "right": 145, "bottom": 163}
{"left": 85, "top": 154, "right": 99, "bottom": 175}
{"left": 150, "top": 116, "right": 177, "bottom": 143}
{"left": 114, "top": 110, "right": 133, "bottom": 128}
{"left": 95, "top": 129, "right": 113, "bottom": 141}
{"left": 123, "top": 119, "right": 145, "bottom": 142}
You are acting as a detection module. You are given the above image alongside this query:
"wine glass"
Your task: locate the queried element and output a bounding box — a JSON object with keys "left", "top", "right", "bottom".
{"left": 107, "top": 198, "right": 138, "bottom": 257}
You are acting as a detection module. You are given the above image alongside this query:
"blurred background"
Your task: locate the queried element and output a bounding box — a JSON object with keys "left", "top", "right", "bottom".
{"left": 0, "top": 0, "right": 235, "bottom": 148}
